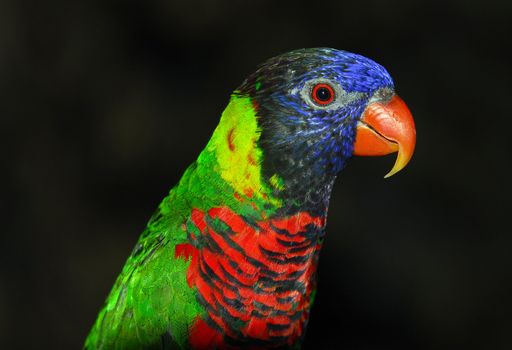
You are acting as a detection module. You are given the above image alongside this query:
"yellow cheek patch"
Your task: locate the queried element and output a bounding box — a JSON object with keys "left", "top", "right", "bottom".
{"left": 206, "top": 95, "right": 274, "bottom": 202}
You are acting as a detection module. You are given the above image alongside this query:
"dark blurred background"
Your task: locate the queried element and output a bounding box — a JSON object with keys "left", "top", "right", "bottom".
{"left": 2, "top": 0, "right": 512, "bottom": 349}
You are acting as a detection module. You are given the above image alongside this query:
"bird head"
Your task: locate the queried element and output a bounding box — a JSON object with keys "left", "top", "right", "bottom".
{"left": 207, "top": 48, "right": 415, "bottom": 210}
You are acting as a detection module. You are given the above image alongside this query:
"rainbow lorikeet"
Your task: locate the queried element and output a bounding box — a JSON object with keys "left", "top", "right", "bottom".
{"left": 84, "top": 48, "right": 416, "bottom": 350}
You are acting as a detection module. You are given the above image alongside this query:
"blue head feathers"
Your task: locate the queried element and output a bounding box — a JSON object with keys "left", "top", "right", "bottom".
{"left": 237, "top": 48, "right": 396, "bottom": 208}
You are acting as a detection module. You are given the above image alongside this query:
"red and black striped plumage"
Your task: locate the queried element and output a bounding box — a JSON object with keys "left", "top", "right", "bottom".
{"left": 176, "top": 206, "right": 326, "bottom": 349}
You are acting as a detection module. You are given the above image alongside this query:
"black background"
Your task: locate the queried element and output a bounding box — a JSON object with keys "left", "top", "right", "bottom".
{"left": 2, "top": 0, "right": 512, "bottom": 349}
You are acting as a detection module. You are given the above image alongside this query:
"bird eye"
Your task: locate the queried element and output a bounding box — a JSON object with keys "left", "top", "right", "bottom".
{"left": 311, "top": 83, "right": 335, "bottom": 106}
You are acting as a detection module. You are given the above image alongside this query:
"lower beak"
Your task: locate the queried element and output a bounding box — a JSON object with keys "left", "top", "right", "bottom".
{"left": 353, "top": 94, "right": 416, "bottom": 178}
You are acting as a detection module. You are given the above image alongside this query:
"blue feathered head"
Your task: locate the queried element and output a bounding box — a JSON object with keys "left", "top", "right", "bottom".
{"left": 237, "top": 48, "right": 415, "bottom": 207}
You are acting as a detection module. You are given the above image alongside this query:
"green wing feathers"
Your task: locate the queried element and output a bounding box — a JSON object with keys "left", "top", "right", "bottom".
{"left": 84, "top": 165, "right": 205, "bottom": 349}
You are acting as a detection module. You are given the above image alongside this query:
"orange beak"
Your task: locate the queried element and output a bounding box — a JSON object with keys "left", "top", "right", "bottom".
{"left": 353, "top": 95, "right": 416, "bottom": 178}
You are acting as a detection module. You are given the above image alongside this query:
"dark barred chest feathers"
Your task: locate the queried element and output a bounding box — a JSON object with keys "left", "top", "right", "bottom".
{"left": 175, "top": 206, "right": 327, "bottom": 349}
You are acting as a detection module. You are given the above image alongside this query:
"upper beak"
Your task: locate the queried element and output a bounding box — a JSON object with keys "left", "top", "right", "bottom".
{"left": 353, "top": 94, "right": 416, "bottom": 178}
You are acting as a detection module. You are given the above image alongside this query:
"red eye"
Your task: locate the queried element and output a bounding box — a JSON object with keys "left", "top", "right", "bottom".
{"left": 311, "top": 83, "right": 335, "bottom": 105}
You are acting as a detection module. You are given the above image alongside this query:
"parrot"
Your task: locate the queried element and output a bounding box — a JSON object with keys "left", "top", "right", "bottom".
{"left": 84, "top": 48, "right": 416, "bottom": 350}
